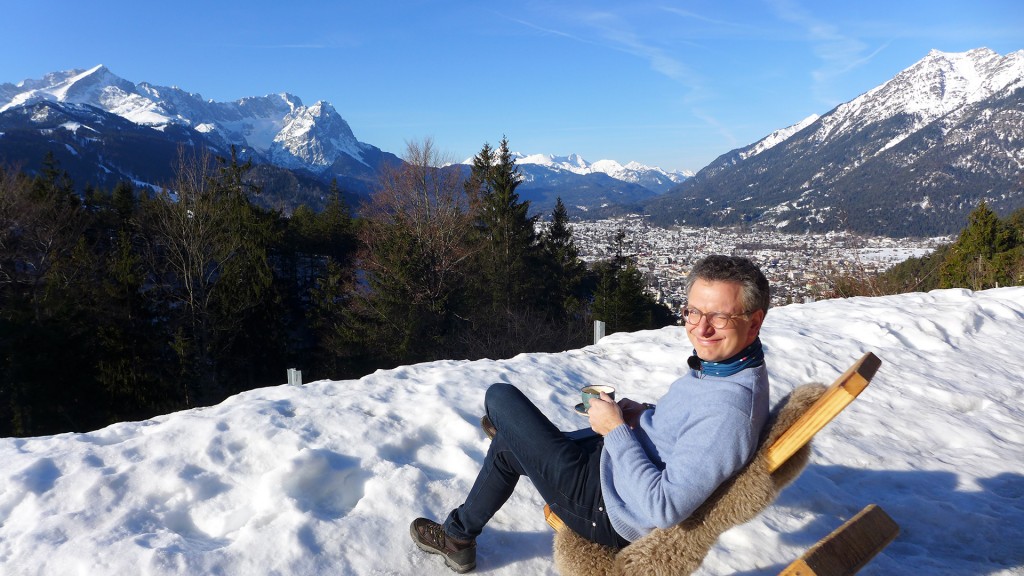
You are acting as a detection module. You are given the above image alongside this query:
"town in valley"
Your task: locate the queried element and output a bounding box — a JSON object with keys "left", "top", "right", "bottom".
{"left": 562, "top": 215, "right": 950, "bottom": 310}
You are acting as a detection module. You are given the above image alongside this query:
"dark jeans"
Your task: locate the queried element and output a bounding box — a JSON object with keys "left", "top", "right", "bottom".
{"left": 443, "top": 383, "right": 629, "bottom": 549}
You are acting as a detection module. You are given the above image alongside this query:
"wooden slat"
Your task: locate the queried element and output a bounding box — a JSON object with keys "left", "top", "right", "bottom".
{"left": 544, "top": 504, "right": 566, "bottom": 532}
{"left": 766, "top": 352, "right": 881, "bottom": 473}
{"left": 778, "top": 504, "right": 899, "bottom": 576}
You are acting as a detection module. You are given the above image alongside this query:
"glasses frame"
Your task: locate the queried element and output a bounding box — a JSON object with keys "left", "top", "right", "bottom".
{"left": 681, "top": 306, "right": 756, "bottom": 329}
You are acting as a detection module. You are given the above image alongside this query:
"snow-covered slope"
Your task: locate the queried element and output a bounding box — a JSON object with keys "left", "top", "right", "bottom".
{"left": 739, "top": 114, "right": 819, "bottom": 160}
{"left": 737, "top": 48, "right": 1024, "bottom": 161}
{"left": 815, "top": 48, "right": 1024, "bottom": 142}
{"left": 269, "top": 101, "right": 367, "bottom": 169}
{"left": 2, "top": 287, "right": 1023, "bottom": 575}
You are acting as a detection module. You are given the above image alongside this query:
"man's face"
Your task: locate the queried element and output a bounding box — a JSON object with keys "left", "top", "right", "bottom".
{"left": 685, "top": 278, "right": 764, "bottom": 363}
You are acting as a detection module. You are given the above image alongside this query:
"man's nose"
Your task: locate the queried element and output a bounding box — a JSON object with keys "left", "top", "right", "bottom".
{"left": 693, "top": 315, "right": 715, "bottom": 335}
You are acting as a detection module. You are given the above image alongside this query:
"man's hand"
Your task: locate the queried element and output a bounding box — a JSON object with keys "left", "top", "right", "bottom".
{"left": 617, "top": 398, "right": 649, "bottom": 429}
{"left": 588, "top": 392, "right": 625, "bottom": 435}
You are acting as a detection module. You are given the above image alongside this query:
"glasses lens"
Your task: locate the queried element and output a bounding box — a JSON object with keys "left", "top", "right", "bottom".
{"left": 709, "top": 314, "right": 729, "bottom": 329}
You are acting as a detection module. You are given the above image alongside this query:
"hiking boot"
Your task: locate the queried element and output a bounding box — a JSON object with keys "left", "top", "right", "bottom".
{"left": 480, "top": 415, "right": 497, "bottom": 440}
{"left": 410, "top": 517, "right": 476, "bottom": 573}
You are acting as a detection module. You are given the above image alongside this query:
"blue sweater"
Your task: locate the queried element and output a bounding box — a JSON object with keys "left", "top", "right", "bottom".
{"left": 599, "top": 364, "right": 770, "bottom": 542}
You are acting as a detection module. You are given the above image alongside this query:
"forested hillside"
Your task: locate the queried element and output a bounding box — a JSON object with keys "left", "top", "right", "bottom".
{"left": 827, "top": 202, "right": 1024, "bottom": 297}
{"left": 0, "top": 141, "right": 672, "bottom": 437}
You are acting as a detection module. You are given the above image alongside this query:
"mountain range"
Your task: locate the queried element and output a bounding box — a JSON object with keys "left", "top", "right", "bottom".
{"left": 497, "top": 153, "right": 691, "bottom": 218}
{"left": 646, "top": 47, "right": 1024, "bottom": 236}
{"left": 2, "top": 47, "right": 1022, "bottom": 235}
{"left": 0, "top": 65, "right": 403, "bottom": 210}
{"left": 0, "top": 65, "right": 684, "bottom": 215}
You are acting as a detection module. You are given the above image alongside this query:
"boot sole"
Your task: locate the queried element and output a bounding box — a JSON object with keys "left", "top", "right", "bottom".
{"left": 480, "top": 415, "right": 496, "bottom": 440}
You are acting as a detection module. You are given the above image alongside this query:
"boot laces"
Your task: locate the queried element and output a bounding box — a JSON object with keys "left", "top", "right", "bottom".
{"left": 422, "top": 521, "right": 448, "bottom": 548}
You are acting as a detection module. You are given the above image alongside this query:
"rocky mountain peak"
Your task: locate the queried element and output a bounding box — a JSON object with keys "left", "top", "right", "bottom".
{"left": 648, "top": 47, "right": 1024, "bottom": 237}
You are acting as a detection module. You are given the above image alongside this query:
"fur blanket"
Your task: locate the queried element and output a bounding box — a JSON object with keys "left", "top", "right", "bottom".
{"left": 552, "top": 383, "right": 827, "bottom": 576}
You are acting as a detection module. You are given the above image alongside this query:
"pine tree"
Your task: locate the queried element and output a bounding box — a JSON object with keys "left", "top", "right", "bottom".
{"left": 589, "top": 229, "right": 675, "bottom": 335}
{"left": 320, "top": 179, "right": 356, "bottom": 264}
{"left": 0, "top": 158, "right": 106, "bottom": 435}
{"left": 939, "top": 202, "right": 1010, "bottom": 290}
{"left": 462, "top": 137, "right": 553, "bottom": 356}
{"left": 475, "top": 137, "right": 539, "bottom": 307}
{"left": 540, "top": 197, "right": 588, "bottom": 326}
{"left": 1000, "top": 208, "right": 1024, "bottom": 286}
{"left": 90, "top": 181, "right": 176, "bottom": 422}
{"left": 464, "top": 142, "right": 494, "bottom": 204}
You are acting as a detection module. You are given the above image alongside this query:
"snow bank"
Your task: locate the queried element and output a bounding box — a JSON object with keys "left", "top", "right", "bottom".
{"left": 2, "top": 288, "right": 1023, "bottom": 575}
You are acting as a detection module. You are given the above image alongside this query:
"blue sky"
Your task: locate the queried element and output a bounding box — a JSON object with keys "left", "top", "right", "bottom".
{"left": 3, "top": 0, "right": 1022, "bottom": 172}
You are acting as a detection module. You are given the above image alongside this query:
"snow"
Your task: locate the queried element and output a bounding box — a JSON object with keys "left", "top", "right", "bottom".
{"left": 855, "top": 247, "right": 935, "bottom": 267}
{"left": 516, "top": 153, "right": 591, "bottom": 173}
{"left": 2, "top": 287, "right": 1024, "bottom": 575}
{"left": 271, "top": 101, "right": 367, "bottom": 169}
{"left": 739, "top": 114, "right": 820, "bottom": 161}
{"left": 809, "top": 48, "right": 1024, "bottom": 148}
{"left": 473, "top": 152, "right": 689, "bottom": 185}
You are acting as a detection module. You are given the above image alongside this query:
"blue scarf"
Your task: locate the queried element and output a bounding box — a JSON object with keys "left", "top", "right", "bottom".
{"left": 689, "top": 338, "right": 765, "bottom": 377}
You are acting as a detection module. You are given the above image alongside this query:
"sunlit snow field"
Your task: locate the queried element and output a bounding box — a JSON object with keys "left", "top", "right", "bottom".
{"left": 2, "top": 288, "right": 1023, "bottom": 575}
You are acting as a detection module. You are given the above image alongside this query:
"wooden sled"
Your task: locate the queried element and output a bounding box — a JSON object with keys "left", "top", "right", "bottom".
{"left": 546, "top": 352, "right": 897, "bottom": 576}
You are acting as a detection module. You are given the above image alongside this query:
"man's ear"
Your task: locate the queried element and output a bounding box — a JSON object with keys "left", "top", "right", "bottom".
{"left": 749, "top": 309, "right": 765, "bottom": 334}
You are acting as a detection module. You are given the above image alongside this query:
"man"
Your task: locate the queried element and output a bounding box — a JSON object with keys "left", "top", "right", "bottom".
{"left": 411, "top": 255, "right": 771, "bottom": 573}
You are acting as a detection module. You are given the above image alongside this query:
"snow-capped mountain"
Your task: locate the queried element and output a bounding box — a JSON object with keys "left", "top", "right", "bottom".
{"left": 510, "top": 152, "right": 691, "bottom": 194}
{"left": 0, "top": 65, "right": 396, "bottom": 193}
{"left": 455, "top": 151, "right": 691, "bottom": 217}
{"left": 2, "top": 65, "right": 295, "bottom": 144}
{"left": 648, "top": 47, "right": 1024, "bottom": 237}
{"left": 812, "top": 48, "right": 1024, "bottom": 143}
{"left": 0, "top": 65, "right": 686, "bottom": 214}
{"left": 268, "top": 101, "right": 368, "bottom": 170}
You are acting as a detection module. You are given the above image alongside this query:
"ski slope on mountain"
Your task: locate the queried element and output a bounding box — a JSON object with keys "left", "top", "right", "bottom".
{"left": 2, "top": 288, "right": 1023, "bottom": 575}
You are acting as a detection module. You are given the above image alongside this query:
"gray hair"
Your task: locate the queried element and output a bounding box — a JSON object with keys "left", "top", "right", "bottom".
{"left": 684, "top": 255, "right": 770, "bottom": 313}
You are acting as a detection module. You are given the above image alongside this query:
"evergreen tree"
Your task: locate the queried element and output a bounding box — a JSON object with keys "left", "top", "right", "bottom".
{"left": 463, "top": 137, "right": 555, "bottom": 357}
{"left": 87, "top": 181, "right": 178, "bottom": 422}
{"left": 0, "top": 157, "right": 101, "bottom": 434}
{"left": 472, "top": 136, "right": 540, "bottom": 310}
{"left": 541, "top": 198, "right": 586, "bottom": 313}
{"left": 939, "top": 201, "right": 1013, "bottom": 290}
{"left": 464, "top": 142, "right": 494, "bottom": 205}
{"left": 280, "top": 181, "right": 356, "bottom": 335}
{"left": 588, "top": 229, "right": 675, "bottom": 335}
{"left": 319, "top": 179, "right": 357, "bottom": 264}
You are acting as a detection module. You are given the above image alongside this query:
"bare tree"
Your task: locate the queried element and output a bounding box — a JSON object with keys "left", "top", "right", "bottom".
{"left": 147, "top": 147, "right": 274, "bottom": 405}
{"left": 353, "top": 138, "right": 475, "bottom": 362}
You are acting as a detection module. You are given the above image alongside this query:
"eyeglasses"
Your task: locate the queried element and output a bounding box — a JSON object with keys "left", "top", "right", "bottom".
{"left": 682, "top": 307, "right": 754, "bottom": 329}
